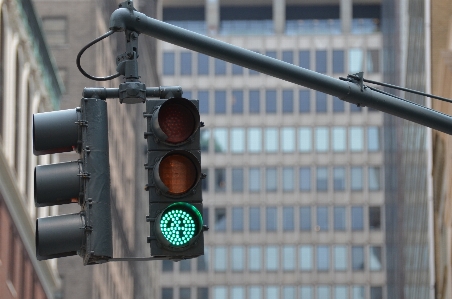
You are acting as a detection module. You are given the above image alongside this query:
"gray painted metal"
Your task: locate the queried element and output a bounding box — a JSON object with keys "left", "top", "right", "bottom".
{"left": 82, "top": 86, "right": 183, "bottom": 100}
{"left": 109, "top": 7, "right": 452, "bottom": 135}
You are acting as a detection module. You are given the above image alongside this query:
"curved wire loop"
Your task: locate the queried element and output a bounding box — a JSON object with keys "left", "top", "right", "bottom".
{"left": 76, "top": 30, "right": 121, "bottom": 81}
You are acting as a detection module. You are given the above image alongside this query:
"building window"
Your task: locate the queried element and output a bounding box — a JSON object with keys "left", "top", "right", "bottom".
{"left": 215, "top": 58, "right": 226, "bottom": 75}
{"left": 317, "top": 286, "right": 330, "bottom": 299}
{"left": 316, "top": 206, "right": 328, "bottom": 231}
{"left": 300, "top": 207, "right": 312, "bottom": 231}
{"left": 266, "top": 167, "right": 277, "bottom": 192}
{"left": 232, "top": 207, "right": 244, "bottom": 231}
{"left": 316, "top": 91, "right": 327, "bottom": 112}
{"left": 215, "top": 208, "right": 226, "bottom": 231}
{"left": 283, "top": 207, "right": 294, "bottom": 231}
{"left": 249, "top": 90, "right": 260, "bottom": 113}
{"left": 197, "top": 247, "right": 209, "bottom": 271}
{"left": 180, "top": 52, "right": 192, "bottom": 75}
{"left": 334, "top": 206, "right": 346, "bottom": 231}
{"left": 349, "top": 48, "right": 363, "bottom": 73}
{"left": 198, "top": 90, "right": 209, "bottom": 114}
{"left": 299, "top": 246, "right": 313, "bottom": 271}
{"left": 282, "top": 51, "right": 294, "bottom": 64}
{"left": 368, "top": 167, "right": 381, "bottom": 190}
{"left": 300, "top": 286, "right": 313, "bottom": 299}
{"left": 231, "top": 90, "right": 243, "bottom": 114}
{"left": 282, "top": 90, "right": 294, "bottom": 113}
{"left": 299, "top": 127, "right": 312, "bottom": 152}
{"left": 299, "top": 50, "right": 310, "bottom": 69}
{"left": 213, "top": 128, "right": 228, "bottom": 153}
{"left": 265, "top": 128, "right": 279, "bottom": 152}
{"left": 162, "top": 260, "right": 174, "bottom": 272}
{"left": 368, "top": 126, "right": 380, "bottom": 151}
{"left": 213, "top": 287, "right": 227, "bottom": 299}
{"left": 232, "top": 64, "right": 243, "bottom": 75}
{"left": 266, "top": 51, "right": 277, "bottom": 58}
{"left": 282, "top": 167, "right": 294, "bottom": 191}
{"left": 162, "top": 288, "right": 173, "bottom": 299}
{"left": 180, "top": 260, "right": 191, "bottom": 272}
{"left": 231, "top": 287, "right": 245, "bottom": 299}
{"left": 215, "top": 168, "right": 226, "bottom": 192}
{"left": 266, "top": 207, "right": 277, "bottom": 231}
{"left": 197, "top": 288, "right": 209, "bottom": 299}
{"left": 249, "top": 286, "right": 262, "bottom": 298}
{"left": 315, "top": 50, "right": 327, "bottom": 73}
{"left": 317, "top": 246, "right": 330, "bottom": 271}
{"left": 332, "top": 127, "right": 346, "bottom": 152}
{"left": 369, "top": 206, "right": 381, "bottom": 230}
{"left": 333, "top": 167, "right": 346, "bottom": 191}
{"left": 333, "top": 97, "right": 345, "bottom": 112}
{"left": 230, "top": 128, "right": 245, "bottom": 153}
{"left": 197, "top": 53, "right": 209, "bottom": 75}
{"left": 333, "top": 50, "right": 344, "bottom": 73}
{"left": 299, "top": 90, "right": 310, "bottom": 113}
{"left": 351, "top": 206, "right": 364, "bottom": 231}
{"left": 266, "top": 90, "right": 277, "bottom": 113}
{"left": 215, "top": 90, "right": 226, "bottom": 114}
{"left": 231, "top": 246, "right": 244, "bottom": 271}
{"left": 281, "top": 128, "right": 295, "bottom": 153}
{"left": 249, "top": 168, "right": 261, "bottom": 192}
{"left": 299, "top": 167, "right": 311, "bottom": 191}
{"left": 266, "top": 286, "right": 279, "bottom": 299}
{"left": 315, "top": 127, "right": 329, "bottom": 152}
{"left": 249, "top": 207, "right": 261, "bottom": 231}
{"left": 370, "top": 287, "right": 383, "bottom": 299}
{"left": 316, "top": 167, "right": 328, "bottom": 191}
{"left": 352, "top": 246, "right": 365, "bottom": 270}
{"left": 353, "top": 286, "right": 365, "bottom": 299}
{"left": 334, "top": 245, "right": 347, "bottom": 271}
{"left": 214, "top": 247, "right": 227, "bottom": 271}
{"left": 248, "top": 128, "right": 262, "bottom": 153}
{"left": 248, "top": 246, "right": 261, "bottom": 271}
{"left": 282, "top": 246, "right": 296, "bottom": 271}
{"left": 163, "top": 52, "right": 175, "bottom": 75}
{"left": 42, "top": 17, "right": 68, "bottom": 46}
{"left": 335, "top": 286, "right": 348, "bottom": 299}
{"left": 283, "top": 287, "right": 296, "bottom": 299}
{"left": 351, "top": 167, "right": 363, "bottom": 191}
{"left": 369, "top": 246, "right": 382, "bottom": 271}
{"left": 350, "top": 127, "right": 364, "bottom": 151}
{"left": 367, "top": 50, "right": 380, "bottom": 73}
{"left": 201, "top": 130, "right": 209, "bottom": 152}
{"left": 232, "top": 168, "right": 244, "bottom": 192}
{"left": 266, "top": 246, "right": 279, "bottom": 271}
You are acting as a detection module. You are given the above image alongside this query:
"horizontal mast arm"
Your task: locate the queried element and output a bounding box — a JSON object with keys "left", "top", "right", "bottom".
{"left": 110, "top": 7, "right": 452, "bottom": 135}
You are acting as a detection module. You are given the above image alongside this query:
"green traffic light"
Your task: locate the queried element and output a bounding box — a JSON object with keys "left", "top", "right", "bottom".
{"left": 157, "top": 202, "right": 203, "bottom": 247}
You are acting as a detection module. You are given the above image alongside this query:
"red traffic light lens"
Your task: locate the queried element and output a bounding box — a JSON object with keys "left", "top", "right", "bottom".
{"left": 158, "top": 102, "right": 196, "bottom": 144}
{"left": 159, "top": 153, "right": 198, "bottom": 195}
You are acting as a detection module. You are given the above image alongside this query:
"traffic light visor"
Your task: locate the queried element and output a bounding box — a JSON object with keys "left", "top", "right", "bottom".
{"left": 156, "top": 202, "right": 203, "bottom": 248}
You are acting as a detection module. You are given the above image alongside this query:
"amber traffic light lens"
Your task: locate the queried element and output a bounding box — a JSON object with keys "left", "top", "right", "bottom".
{"left": 159, "top": 102, "right": 196, "bottom": 144}
{"left": 159, "top": 154, "right": 197, "bottom": 195}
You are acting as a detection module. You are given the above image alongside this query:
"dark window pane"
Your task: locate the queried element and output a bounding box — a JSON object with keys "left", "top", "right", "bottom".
{"left": 201, "top": 168, "right": 209, "bottom": 191}
{"left": 180, "top": 52, "right": 192, "bottom": 75}
{"left": 215, "top": 59, "right": 226, "bottom": 75}
{"left": 369, "top": 206, "right": 381, "bottom": 230}
{"left": 299, "top": 167, "right": 311, "bottom": 191}
{"left": 180, "top": 288, "right": 190, "bottom": 299}
{"left": 334, "top": 207, "right": 346, "bottom": 231}
{"left": 180, "top": 260, "right": 191, "bottom": 272}
{"left": 352, "top": 246, "right": 364, "bottom": 270}
{"left": 370, "top": 287, "right": 383, "bottom": 299}
{"left": 162, "top": 260, "right": 174, "bottom": 272}
{"left": 283, "top": 207, "right": 294, "bottom": 231}
{"left": 232, "top": 90, "right": 243, "bottom": 114}
{"left": 198, "top": 90, "right": 209, "bottom": 114}
{"left": 316, "top": 50, "right": 327, "bottom": 73}
{"left": 197, "top": 251, "right": 209, "bottom": 272}
{"left": 316, "top": 167, "right": 328, "bottom": 191}
{"left": 249, "top": 90, "right": 260, "bottom": 114}
{"left": 299, "top": 90, "right": 310, "bottom": 113}
{"left": 249, "top": 207, "right": 261, "bottom": 231}
{"left": 266, "top": 207, "right": 277, "bottom": 231}
{"left": 215, "top": 168, "right": 226, "bottom": 192}
{"left": 351, "top": 206, "right": 364, "bottom": 230}
{"left": 162, "top": 288, "right": 173, "bottom": 299}
{"left": 215, "top": 208, "right": 226, "bottom": 231}
{"left": 350, "top": 103, "right": 362, "bottom": 112}
{"left": 232, "top": 64, "right": 243, "bottom": 75}
{"left": 299, "top": 50, "right": 310, "bottom": 69}
{"left": 197, "top": 287, "right": 209, "bottom": 299}
{"left": 300, "top": 207, "right": 311, "bottom": 231}
{"left": 266, "top": 90, "right": 277, "bottom": 113}
{"left": 332, "top": 50, "right": 344, "bottom": 73}
{"left": 232, "top": 207, "right": 244, "bottom": 231}
{"left": 198, "top": 53, "right": 209, "bottom": 75}
{"left": 333, "top": 167, "right": 346, "bottom": 191}
{"left": 333, "top": 97, "right": 344, "bottom": 112}
{"left": 317, "top": 206, "right": 328, "bottom": 231}
{"left": 249, "top": 168, "right": 261, "bottom": 192}
{"left": 367, "top": 50, "right": 380, "bottom": 73}
{"left": 163, "top": 52, "right": 175, "bottom": 75}
{"left": 282, "top": 90, "right": 293, "bottom": 113}
{"left": 317, "top": 246, "right": 329, "bottom": 271}
{"left": 316, "top": 92, "right": 327, "bottom": 113}
{"left": 282, "top": 51, "right": 294, "bottom": 64}
{"left": 232, "top": 168, "right": 244, "bottom": 192}
{"left": 215, "top": 90, "right": 226, "bottom": 114}
{"left": 266, "top": 51, "right": 277, "bottom": 58}
{"left": 266, "top": 167, "right": 277, "bottom": 192}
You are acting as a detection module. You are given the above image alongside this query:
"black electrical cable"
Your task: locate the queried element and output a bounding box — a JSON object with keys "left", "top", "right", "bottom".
{"left": 76, "top": 30, "right": 121, "bottom": 81}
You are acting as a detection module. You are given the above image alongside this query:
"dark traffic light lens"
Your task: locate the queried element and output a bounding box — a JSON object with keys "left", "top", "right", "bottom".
{"left": 159, "top": 102, "right": 196, "bottom": 144}
{"left": 158, "top": 203, "right": 202, "bottom": 247}
{"left": 159, "top": 154, "right": 197, "bottom": 195}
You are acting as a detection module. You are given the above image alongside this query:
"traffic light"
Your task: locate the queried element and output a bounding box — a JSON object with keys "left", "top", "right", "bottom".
{"left": 33, "top": 98, "right": 112, "bottom": 265}
{"left": 145, "top": 97, "right": 205, "bottom": 260}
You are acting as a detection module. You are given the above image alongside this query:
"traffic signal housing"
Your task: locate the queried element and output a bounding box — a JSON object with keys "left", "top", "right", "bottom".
{"left": 145, "top": 97, "right": 205, "bottom": 260}
{"left": 33, "top": 98, "right": 112, "bottom": 265}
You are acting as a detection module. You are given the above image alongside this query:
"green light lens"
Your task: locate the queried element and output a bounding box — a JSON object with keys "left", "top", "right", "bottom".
{"left": 158, "top": 203, "right": 202, "bottom": 247}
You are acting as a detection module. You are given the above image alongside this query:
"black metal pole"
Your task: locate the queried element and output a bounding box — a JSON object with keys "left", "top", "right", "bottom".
{"left": 110, "top": 7, "right": 452, "bottom": 135}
